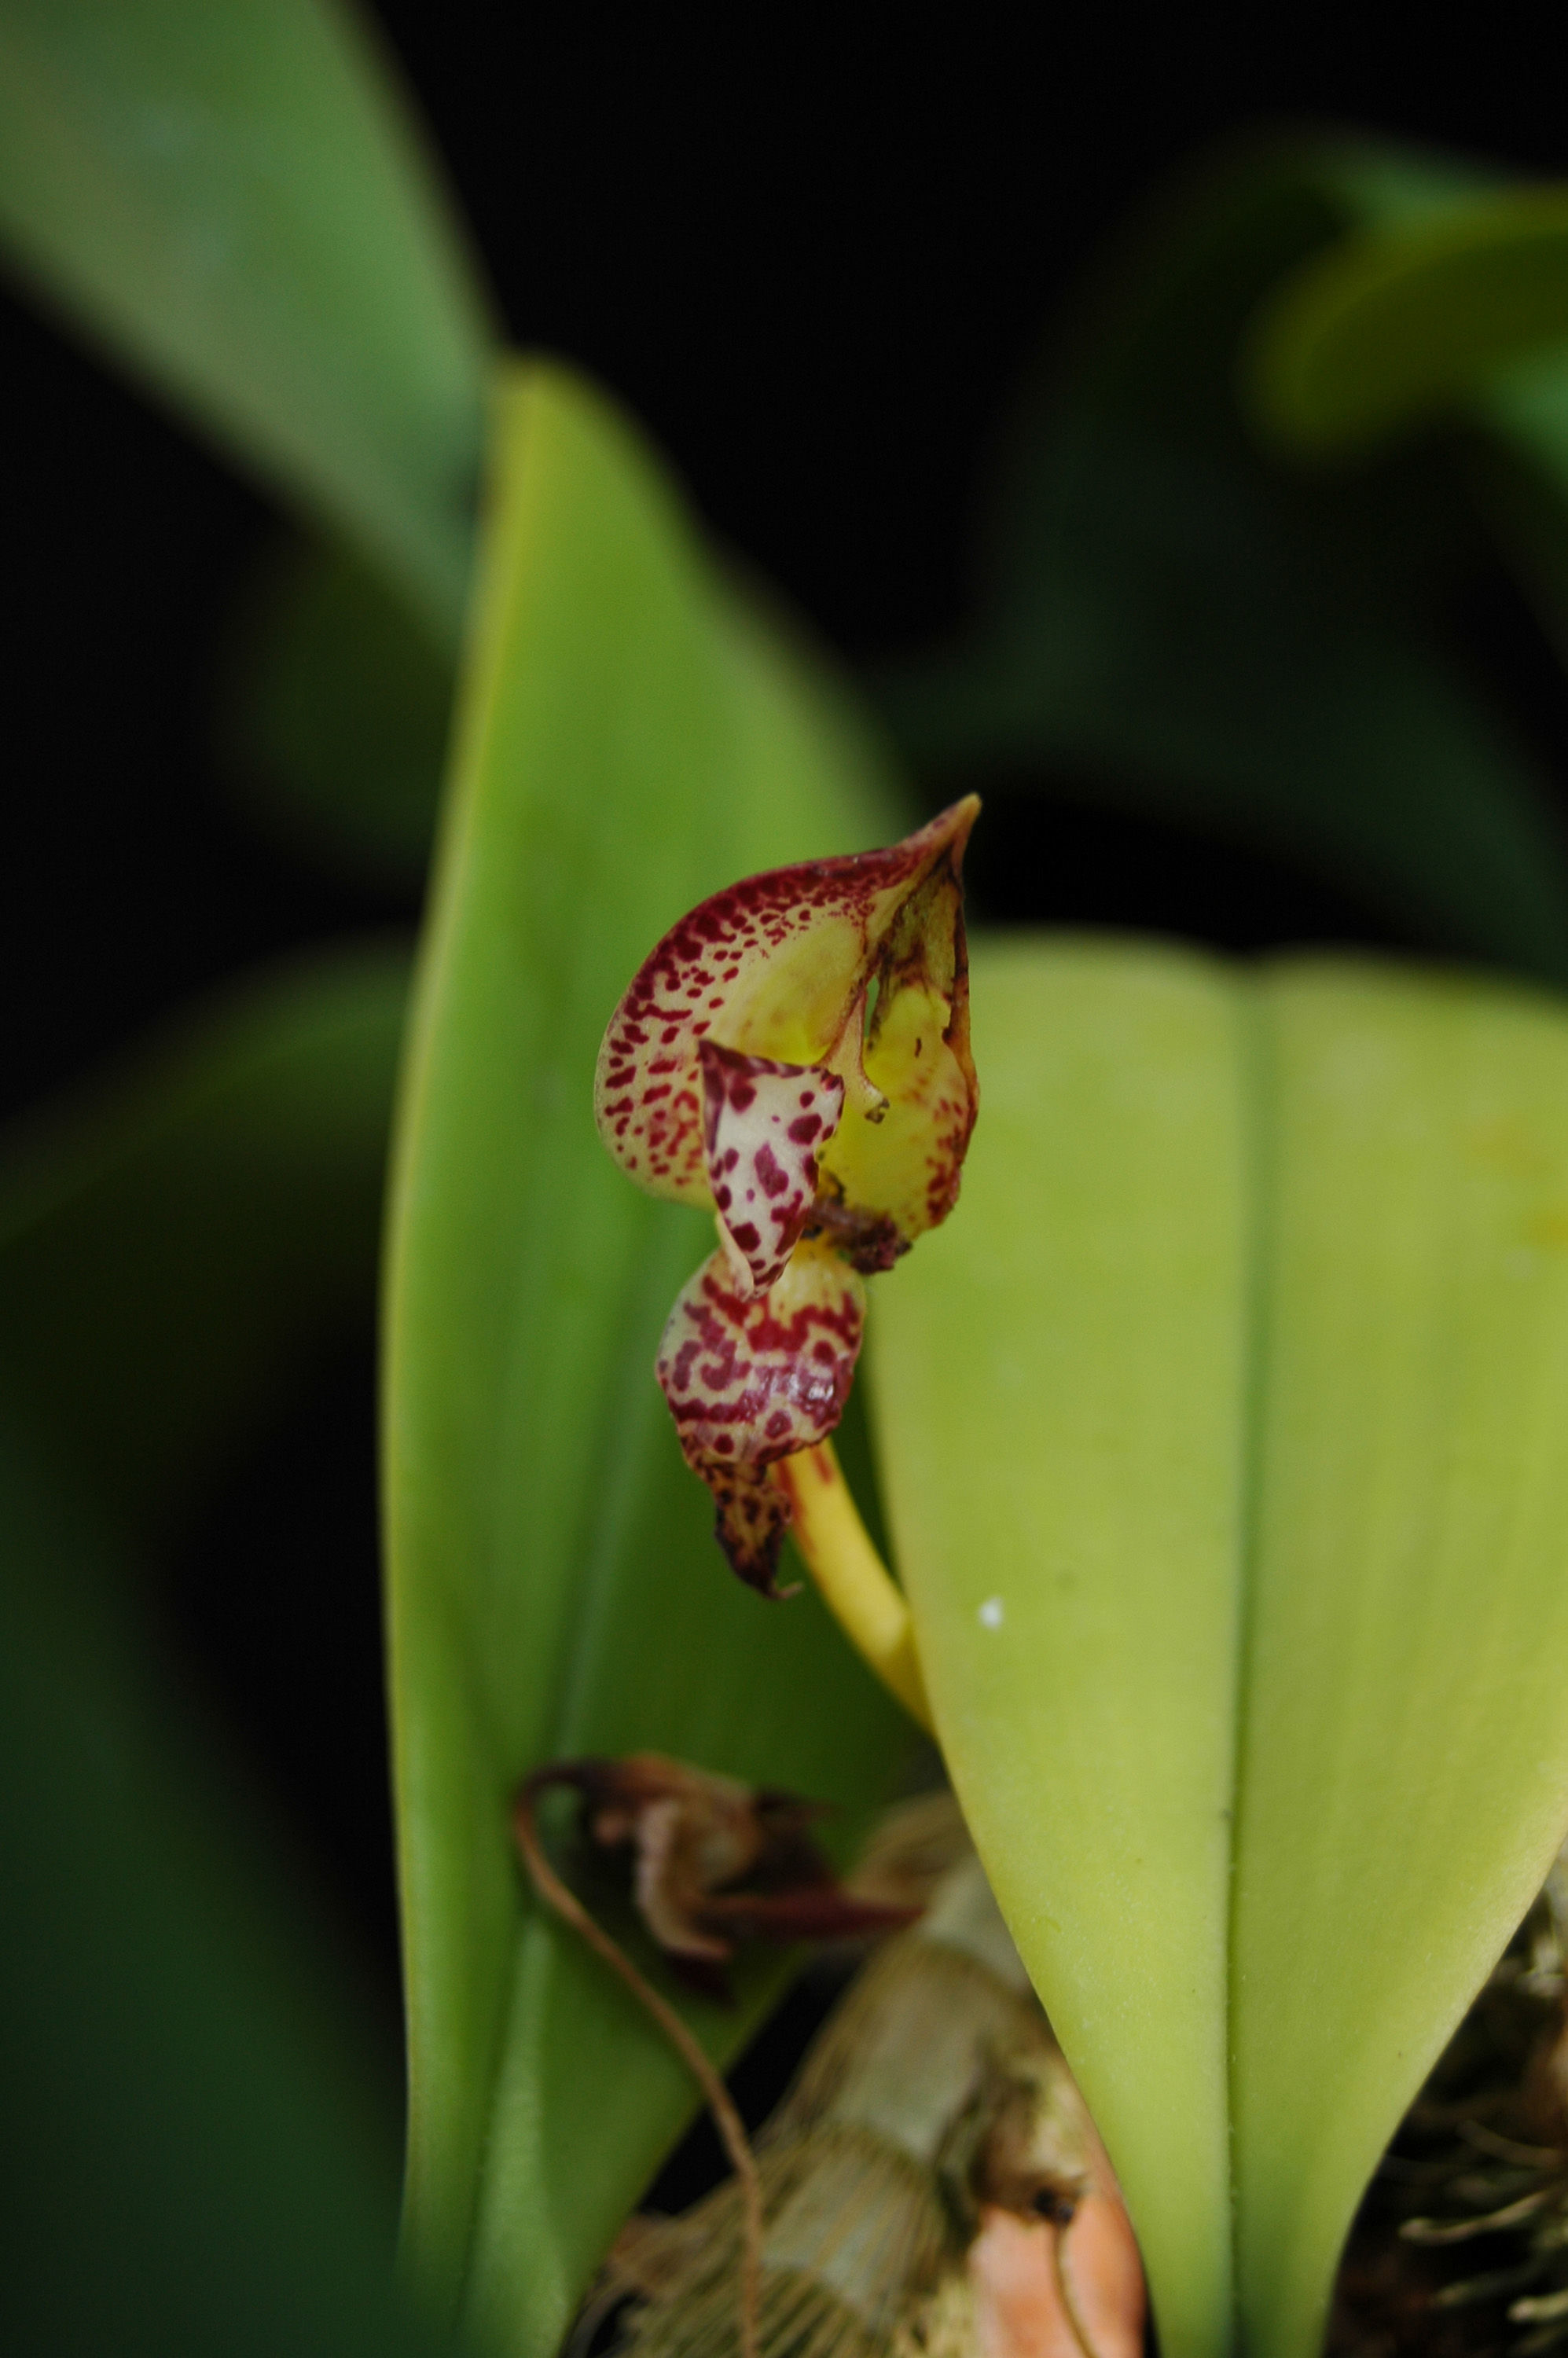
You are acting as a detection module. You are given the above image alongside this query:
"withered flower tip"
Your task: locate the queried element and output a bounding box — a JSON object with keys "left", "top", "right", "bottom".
{"left": 593, "top": 798, "right": 979, "bottom": 1593}
{"left": 525, "top": 1752, "right": 918, "bottom": 2000}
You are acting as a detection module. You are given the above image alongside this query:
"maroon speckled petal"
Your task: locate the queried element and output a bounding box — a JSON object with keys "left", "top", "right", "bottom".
{"left": 600, "top": 803, "right": 981, "bottom": 1589}
{"left": 655, "top": 1240, "right": 868, "bottom": 1594}
{"left": 593, "top": 798, "right": 979, "bottom": 1234}
{"left": 700, "top": 1463, "right": 797, "bottom": 1600}
{"left": 700, "top": 1040, "right": 845, "bottom": 1296}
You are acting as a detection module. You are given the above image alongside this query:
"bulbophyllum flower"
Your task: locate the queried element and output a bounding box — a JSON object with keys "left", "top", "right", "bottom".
{"left": 593, "top": 799, "right": 980, "bottom": 1596}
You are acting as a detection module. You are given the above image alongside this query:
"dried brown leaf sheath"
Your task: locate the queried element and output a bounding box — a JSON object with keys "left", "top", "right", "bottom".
{"left": 516, "top": 1757, "right": 924, "bottom": 2358}
{"left": 592, "top": 1801, "right": 1147, "bottom": 2358}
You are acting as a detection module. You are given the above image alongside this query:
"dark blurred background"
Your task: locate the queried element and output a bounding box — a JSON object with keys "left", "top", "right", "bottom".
{"left": 4, "top": 5, "right": 1564, "bottom": 2124}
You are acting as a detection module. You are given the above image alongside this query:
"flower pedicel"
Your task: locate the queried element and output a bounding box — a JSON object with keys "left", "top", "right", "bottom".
{"left": 593, "top": 799, "right": 979, "bottom": 1599}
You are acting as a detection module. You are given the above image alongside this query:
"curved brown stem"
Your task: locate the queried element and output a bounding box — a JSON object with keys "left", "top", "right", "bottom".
{"left": 513, "top": 1769, "right": 763, "bottom": 2358}
{"left": 1052, "top": 2218, "right": 1104, "bottom": 2358}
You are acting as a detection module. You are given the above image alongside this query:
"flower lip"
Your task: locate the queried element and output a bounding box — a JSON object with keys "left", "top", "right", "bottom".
{"left": 656, "top": 1238, "right": 867, "bottom": 1594}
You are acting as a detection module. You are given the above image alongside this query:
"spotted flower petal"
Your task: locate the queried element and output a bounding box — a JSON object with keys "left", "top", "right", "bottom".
{"left": 700, "top": 1042, "right": 846, "bottom": 1295}
{"left": 655, "top": 1239, "right": 867, "bottom": 1592}
{"left": 593, "top": 796, "right": 979, "bottom": 1258}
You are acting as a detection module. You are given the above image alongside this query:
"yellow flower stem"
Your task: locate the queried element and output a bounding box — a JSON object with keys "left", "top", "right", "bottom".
{"left": 778, "top": 1440, "right": 934, "bottom": 1732}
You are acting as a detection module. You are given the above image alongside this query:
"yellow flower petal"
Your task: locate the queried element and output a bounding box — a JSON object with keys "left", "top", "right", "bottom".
{"left": 594, "top": 797, "right": 979, "bottom": 1259}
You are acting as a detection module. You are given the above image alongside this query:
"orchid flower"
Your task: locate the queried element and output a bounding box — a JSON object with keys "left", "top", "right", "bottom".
{"left": 593, "top": 797, "right": 979, "bottom": 1635}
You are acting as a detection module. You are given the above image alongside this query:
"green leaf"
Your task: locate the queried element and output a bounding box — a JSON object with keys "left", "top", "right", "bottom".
{"left": 384, "top": 360, "right": 913, "bottom": 2356}
{"left": 0, "top": 942, "right": 407, "bottom": 1540}
{"left": 216, "top": 532, "right": 453, "bottom": 887}
{"left": 1244, "top": 186, "right": 1568, "bottom": 457}
{"left": 0, "top": 0, "right": 494, "bottom": 641}
{"left": 873, "top": 938, "right": 1247, "bottom": 2356}
{"left": 878, "top": 137, "right": 1568, "bottom": 981}
{"left": 872, "top": 935, "right": 1568, "bottom": 2358}
{"left": 0, "top": 1409, "right": 442, "bottom": 2356}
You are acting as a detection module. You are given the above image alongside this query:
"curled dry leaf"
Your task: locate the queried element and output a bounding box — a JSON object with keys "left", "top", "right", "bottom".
{"left": 519, "top": 1761, "right": 927, "bottom": 2358}
{"left": 526, "top": 1753, "right": 918, "bottom": 1998}
{"left": 593, "top": 799, "right": 979, "bottom": 1592}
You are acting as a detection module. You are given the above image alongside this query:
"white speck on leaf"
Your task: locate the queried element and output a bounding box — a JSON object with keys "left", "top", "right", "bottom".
{"left": 978, "top": 1596, "right": 1004, "bottom": 1630}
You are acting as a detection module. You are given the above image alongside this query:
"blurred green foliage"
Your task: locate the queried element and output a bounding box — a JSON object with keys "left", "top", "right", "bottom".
{"left": 215, "top": 539, "right": 452, "bottom": 888}
{"left": 0, "top": 1420, "right": 444, "bottom": 2357}
{"left": 0, "top": 0, "right": 493, "bottom": 640}
{"left": 8, "top": 6, "right": 1568, "bottom": 2356}
{"left": 0, "top": 944, "right": 417, "bottom": 2356}
{"left": 879, "top": 138, "right": 1568, "bottom": 977}
{"left": 0, "top": 946, "right": 407, "bottom": 1539}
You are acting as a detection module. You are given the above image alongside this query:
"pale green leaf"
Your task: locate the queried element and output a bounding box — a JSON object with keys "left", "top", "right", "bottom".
{"left": 1232, "top": 965, "right": 1568, "bottom": 2358}
{"left": 872, "top": 938, "right": 1247, "bottom": 2356}
{"left": 0, "top": 0, "right": 494, "bottom": 640}
{"left": 872, "top": 935, "right": 1568, "bottom": 2358}
{"left": 384, "top": 360, "right": 912, "bottom": 2358}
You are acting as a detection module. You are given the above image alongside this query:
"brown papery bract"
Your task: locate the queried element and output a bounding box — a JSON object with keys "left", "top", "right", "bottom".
{"left": 585, "top": 1795, "right": 1147, "bottom": 2358}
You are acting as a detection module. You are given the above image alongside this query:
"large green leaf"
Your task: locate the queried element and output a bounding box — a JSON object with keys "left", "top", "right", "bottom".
{"left": 0, "top": 0, "right": 494, "bottom": 640}
{"left": 873, "top": 938, "right": 1247, "bottom": 2356}
{"left": 0, "top": 942, "right": 407, "bottom": 1540}
{"left": 0, "top": 1410, "right": 441, "bottom": 2356}
{"left": 872, "top": 935, "right": 1568, "bottom": 2358}
{"left": 383, "top": 361, "right": 913, "bottom": 2357}
{"left": 878, "top": 138, "right": 1568, "bottom": 980}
